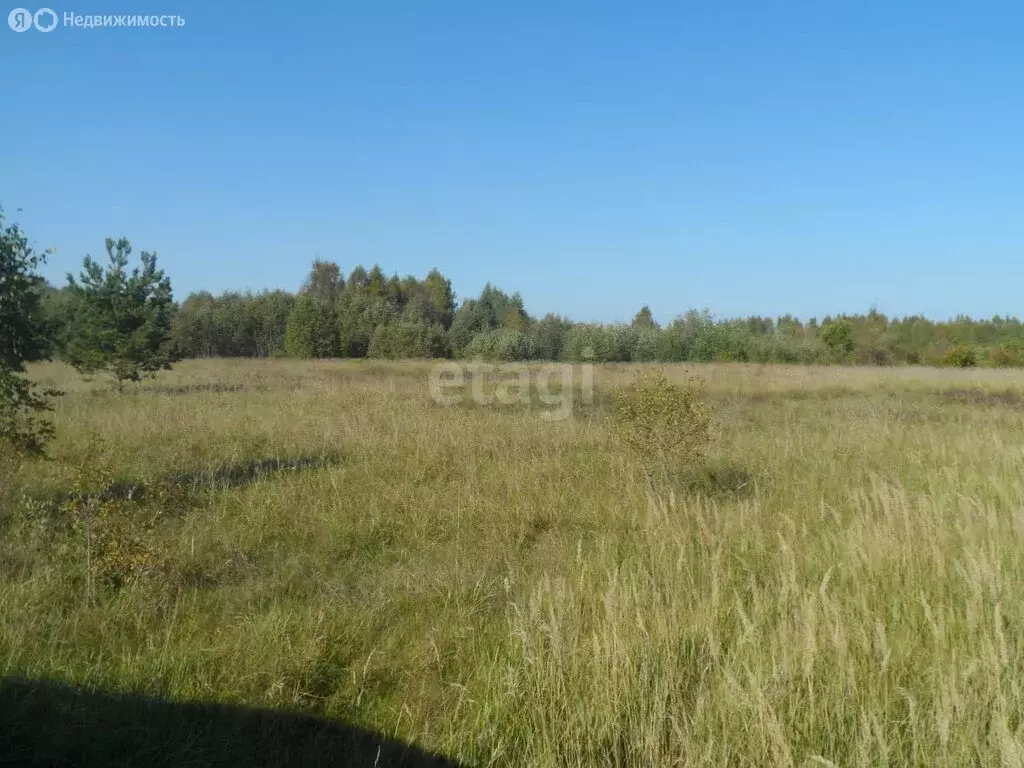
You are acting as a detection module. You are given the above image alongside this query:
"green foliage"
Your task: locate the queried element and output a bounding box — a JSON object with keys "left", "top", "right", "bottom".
{"left": 988, "top": 344, "right": 1024, "bottom": 368}
{"left": 820, "top": 318, "right": 855, "bottom": 361}
{"left": 367, "top": 321, "right": 448, "bottom": 359}
{"left": 172, "top": 290, "right": 295, "bottom": 358}
{"left": 39, "top": 284, "right": 77, "bottom": 357}
{"left": 284, "top": 296, "right": 340, "bottom": 358}
{"left": 0, "top": 211, "right": 60, "bottom": 454}
{"left": 448, "top": 300, "right": 489, "bottom": 356}
{"left": 448, "top": 284, "right": 530, "bottom": 356}
{"left": 337, "top": 291, "right": 397, "bottom": 358}
{"left": 169, "top": 264, "right": 458, "bottom": 361}
{"left": 155, "top": 258, "right": 1024, "bottom": 368}
{"left": 941, "top": 344, "right": 978, "bottom": 368}
{"left": 631, "top": 328, "right": 663, "bottom": 362}
{"left": 656, "top": 310, "right": 714, "bottom": 362}
{"left": 282, "top": 261, "right": 351, "bottom": 358}
{"left": 460, "top": 328, "right": 537, "bottom": 361}
{"left": 420, "top": 268, "right": 457, "bottom": 329}
{"left": 691, "top": 322, "right": 754, "bottom": 362}
{"left": 0, "top": 216, "right": 54, "bottom": 368}
{"left": 631, "top": 305, "right": 659, "bottom": 330}
{"left": 611, "top": 369, "right": 712, "bottom": 484}
{"left": 0, "top": 376, "right": 60, "bottom": 457}
{"left": 251, "top": 291, "right": 297, "bottom": 357}
{"left": 64, "top": 238, "right": 178, "bottom": 390}
{"left": 300, "top": 259, "right": 345, "bottom": 304}
{"left": 529, "top": 314, "right": 571, "bottom": 361}
{"left": 563, "top": 324, "right": 637, "bottom": 362}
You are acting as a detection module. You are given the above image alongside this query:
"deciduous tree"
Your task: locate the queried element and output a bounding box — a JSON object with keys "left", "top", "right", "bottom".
{"left": 0, "top": 211, "right": 61, "bottom": 454}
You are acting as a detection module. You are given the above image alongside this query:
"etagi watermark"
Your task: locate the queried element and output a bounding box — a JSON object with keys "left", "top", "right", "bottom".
{"left": 8, "top": 7, "right": 185, "bottom": 31}
{"left": 428, "top": 362, "right": 594, "bottom": 422}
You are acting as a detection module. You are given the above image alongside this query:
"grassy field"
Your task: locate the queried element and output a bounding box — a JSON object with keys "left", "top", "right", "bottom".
{"left": 3, "top": 359, "right": 1024, "bottom": 766}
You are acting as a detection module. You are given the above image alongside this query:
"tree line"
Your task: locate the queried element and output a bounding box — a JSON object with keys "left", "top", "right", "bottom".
{"left": 36, "top": 254, "right": 1024, "bottom": 370}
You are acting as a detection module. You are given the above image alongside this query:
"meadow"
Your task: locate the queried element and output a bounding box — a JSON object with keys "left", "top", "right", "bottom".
{"left": 3, "top": 358, "right": 1024, "bottom": 766}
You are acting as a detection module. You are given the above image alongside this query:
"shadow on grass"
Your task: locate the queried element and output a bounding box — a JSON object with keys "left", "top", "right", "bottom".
{"left": 740, "top": 387, "right": 861, "bottom": 404}
{"left": 0, "top": 677, "right": 462, "bottom": 768}
{"left": 936, "top": 387, "right": 1024, "bottom": 408}
{"left": 738, "top": 386, "right": 1024, "bottom": 410}
{"left": 141, "top": 382, "right": 247, "bottom": 396}
{"left": 677, "top": 462, "right": 756, "bottom": 500}
{"left": 163, "top": 454, "right": 343, "bottom": 493}
{"left": 83, "top": 382, "right": 250, "bottom": 399}
{"left": 32, "top": 453, "right": 345, "bottom": 510}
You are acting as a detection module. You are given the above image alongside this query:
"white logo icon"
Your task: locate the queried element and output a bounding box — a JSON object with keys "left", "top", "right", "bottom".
{"left": 8, "top": 6, "right": 57, "bottom": 31}
{"left": 8, "top": 7, "right": 33, "bottom": 30}
{"left": 33, "top": 7, "right": 56, "bottom": 30}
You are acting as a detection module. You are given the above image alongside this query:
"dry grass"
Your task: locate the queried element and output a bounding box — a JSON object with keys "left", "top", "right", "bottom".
{"left": 3, "top": 358, "right": 1024, "bottom": 765}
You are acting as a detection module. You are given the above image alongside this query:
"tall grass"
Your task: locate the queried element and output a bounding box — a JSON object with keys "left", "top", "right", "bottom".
{"left": 3, "top": 359, "right": 1024, "bottom": 765}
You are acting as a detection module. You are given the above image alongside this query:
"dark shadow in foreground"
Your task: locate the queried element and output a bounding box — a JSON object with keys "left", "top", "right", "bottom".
{"left": 0, "top": 677, "right": 462, "bottom": 768}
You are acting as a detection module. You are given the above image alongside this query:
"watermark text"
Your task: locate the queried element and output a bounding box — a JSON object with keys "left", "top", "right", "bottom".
{"left": 9, "top": 7, "right": 185, "bottom": 31}
{"left": 428, "top": 362, "right": 594, "bottom": 422}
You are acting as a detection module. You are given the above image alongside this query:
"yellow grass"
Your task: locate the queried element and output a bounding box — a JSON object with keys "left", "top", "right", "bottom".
{"left": 3, "top": 358, "right": 1024, "bottom": 765}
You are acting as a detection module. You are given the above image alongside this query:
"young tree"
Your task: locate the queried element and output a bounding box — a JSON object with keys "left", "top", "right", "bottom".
{"left": 65, "top": 237, "right": 178, "bottom": 390}
{"left": 631, "top": 305, "right": 659, "bottom": 330}
{"left": 0, "top": 210, "right": 61, "bottom": 455}
{"left": 301, "top": 259, "right": 345, "bottom": 304}
{"left": 282, "top": 261, "right": 346, "bottom": 358}
{"left": 422, "top": 268, "right": 456, "bottom": 329}
{"left": 284, "top": 295, "right": 341, "bottom": 358}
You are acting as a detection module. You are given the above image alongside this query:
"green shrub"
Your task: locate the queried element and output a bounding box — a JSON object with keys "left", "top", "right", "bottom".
{"left": 612, "top": 369, "right": 712, "bottom": 485}
{"left": 820, "top": 319, "right": 854, "bottom": 361}
{"left": 941, "top": 345, "right": 977, "bottom": 368}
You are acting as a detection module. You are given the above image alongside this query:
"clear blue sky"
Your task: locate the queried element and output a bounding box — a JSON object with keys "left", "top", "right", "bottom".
{"left": 3, "top": 1, "right": 1022, "bottom": 324}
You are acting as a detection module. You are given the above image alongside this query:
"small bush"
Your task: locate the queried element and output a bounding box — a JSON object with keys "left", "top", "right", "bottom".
{"left": 56, "top": 454, "right": 186, "bottom": 597}
{"left": 941, "top": 345, "right": 977, "bottom": 368}
{"left": 820, "top": 319, "right": 854, "bottom": 362}
{"left": 612, "top": 369, "right": 712, "bottom": 485}
{"left": 988, "top": 344, "right": 1023, "bottom": 368}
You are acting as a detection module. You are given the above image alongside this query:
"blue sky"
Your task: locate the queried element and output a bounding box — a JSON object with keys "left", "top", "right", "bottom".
{"left": 3, "top": 1, "right": 1022, "bottom": 324}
